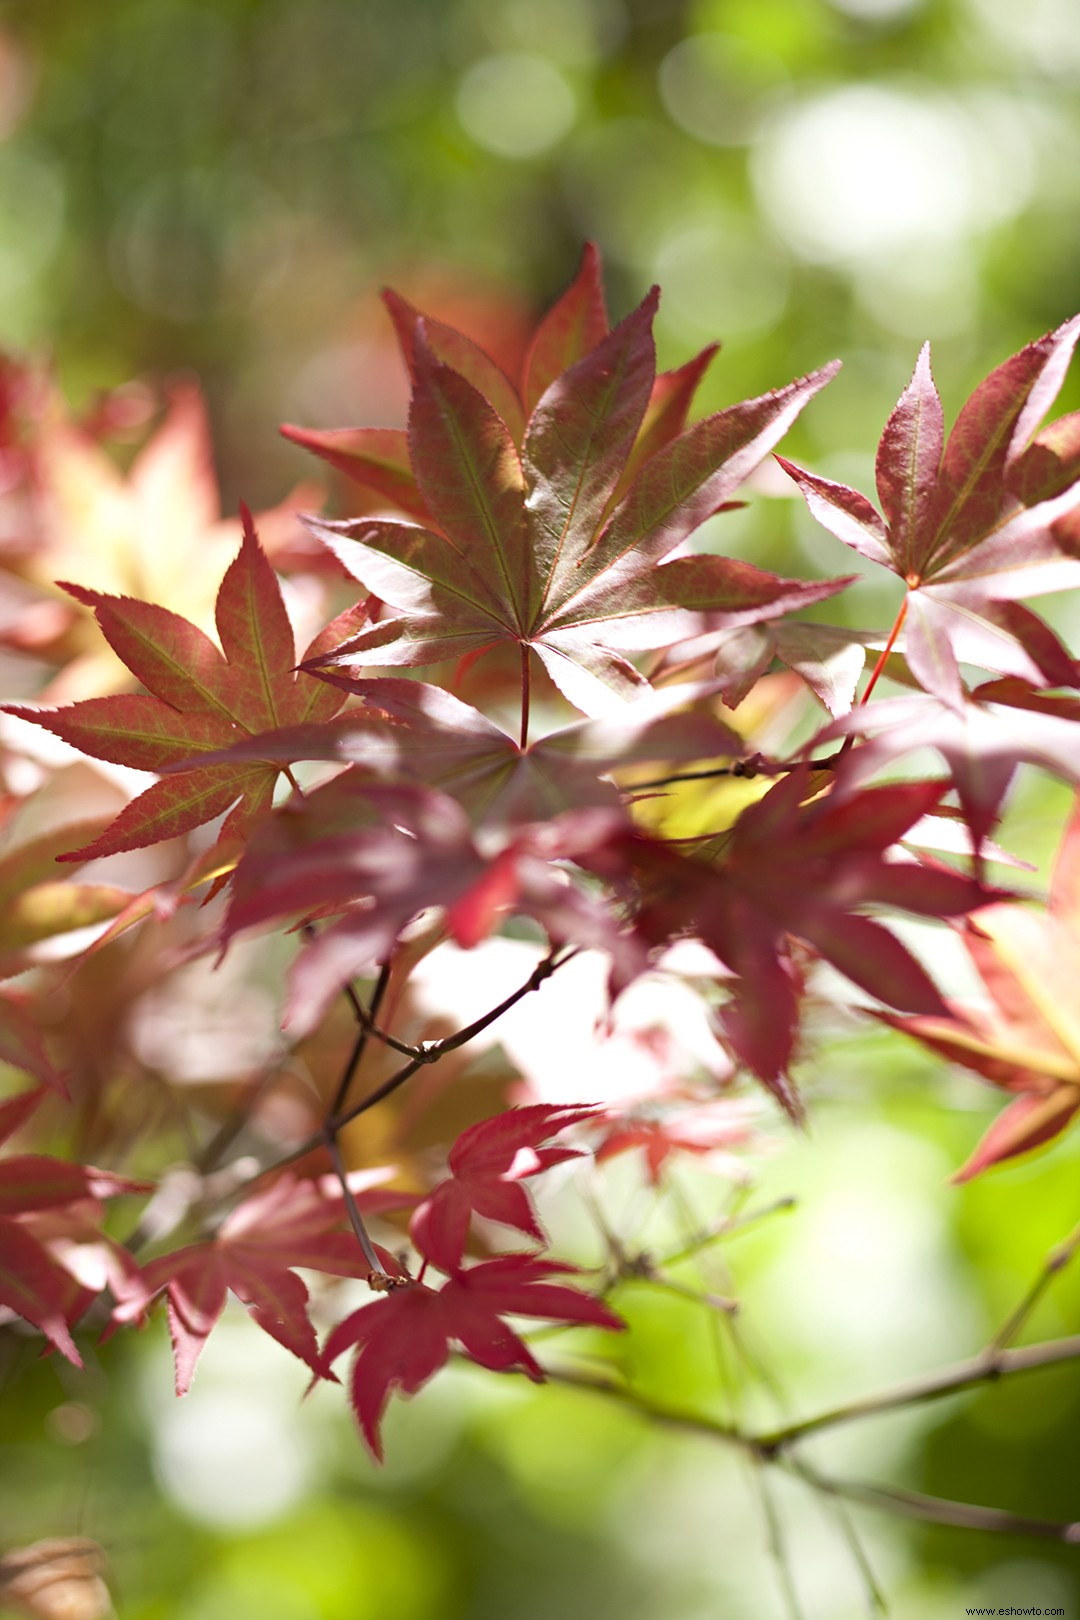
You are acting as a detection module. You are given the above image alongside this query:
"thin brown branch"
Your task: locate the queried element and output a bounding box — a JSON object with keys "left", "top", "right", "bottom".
{"left": 543, "top": 1362, "right": 749, "bottom": 1449}
{"left": 991, "top": 1217, "right": 1080, "bottom": 1352}
{"left": 630, "top": 755, "right": 841, "bottom": 794}
{"left": 232, "top": 945, "right": 581, "bottom": 1189}
{"left": 331, "top": 959, "right": 392, "bottom": 1115}
{"left": 657, "top": 1196, "right": 797, "bottom": 1268}
{"left": 754, "top": 1335, "right": 1080, "bottom": 1454}
{"left": 323, "top": 1129, "right": 387, "bottom": 1277}
{"left": 797, "top": 1459, "right": 1080, "bottom": 1543}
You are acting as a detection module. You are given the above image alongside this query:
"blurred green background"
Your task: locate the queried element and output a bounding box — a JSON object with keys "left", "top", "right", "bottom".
{"left": 1, "top": 0, "right": 1079, "bottom": 1614}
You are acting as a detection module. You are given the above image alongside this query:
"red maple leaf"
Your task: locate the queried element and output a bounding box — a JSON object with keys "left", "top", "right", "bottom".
{"left": 4, "top": 511, "right": 365, "bottom": 863}
{"left": 592, "top": 1097, "right": 761, "bottom": 1186}
{"left": 816, "top": 677, "right": 1080, "bottom": 847}
{"left": 160, "top": 672, "right": 748, "bottom": 831}
{"left": 321, "top": 1253, "right": 624, "bottom": 1459}
{"left": 623, "top": 772, "right": 994, "bottom": 1106}
{"left": 778, "top": 320, "right": 1080, "bottom": 705}
{"left": 0, "top": 1142, "right": 147, "bottom": 1366}
{"left": 879, "top": 793, "right": 1080, "bottom": 1179}
{"left": 409, "top": 1104, "right": 598, "bottom": 1272}
{"left": 221, "top": 780, "right": 641, "bottom": 1036}
{"left": 293, "top": 248, "right": 851, "bottom": 716}
{"left": 113, "top": 1169, "right": 408, "bottom": 1393}
{"left": 283, "top": 244, "right": 703, "bottom": 513}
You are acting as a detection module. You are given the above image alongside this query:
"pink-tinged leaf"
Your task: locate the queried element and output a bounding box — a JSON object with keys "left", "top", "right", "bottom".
{"left": 1006, "top": 410, "right": 1080, "bottom": 506}
{"left": 799, "top": 909, "right": 950, "bottom": 1016}
{"left": 59, "top": 583, "right": 238, "bottom": 722}
{"left": 580, "top": 365, "right": 841, "bottom": 587}
{"left": 1010, "top": 316, "right": 1080, "bottom": 458}
{"left": 927, "top": 315, "right": 1080, "bottom": 570}
{"left": 56, "top": 766, "right": 263, "bottom": 862}
{"left": 552, "top": 552, "right": 856, "bottom": 653}
{"left": 0, "top": 996, "right": 68, "bottom": 1092}
{"left": 5, "top": 696, "right": 234, "bottom": 771}
{"left": 305, "top": 514, "right": 506, "bottom": 625}
{"left": 176, "top": 677, "right": 742, "bottom": 831}
{"left": 796, "top": 777, "right": 945, "bottom": 857}
{"left": 164, "top": 1261, "right": 229, "bottom": 1394}
{"left": 954, "top": 1085, "right": 1080, "bottom": 1182}
{"left": 775, "top": 458, "right": 892, "bottom": 567}
{"left": 771, "top": 622, "right": 868, "bottom": 717}
{"left": 928, "top": 482, "right": 1080, "bottom": 598}
{"left": 904, "top": 590, "right": 966, "bottom": 709}
{"left": 327, "top": 1286, "right": 453, "bottom": 1461}
{"left": 0, "top": 1086, "right": 45, "bottom": 1146}
{"left": 523, "top": 241, "right": 609, "bottom": 414}
{"left": 324, "top": 1256, "right": 622, "bottom": 1459}
{"left": 533, "top": 680, "right": 744, "bottom": 776}
{"left": 448, "top": 1255, "right": 624, "bottom": 1333}
{"left": 214, "top": 509, "right": 298, "bottom": 730}
{"left": 279, "top": 424, "right": 429, "bottom": 520}
{"left": 118, "top": 1171, "right": 404, "bottom": 1392}
{"left": 446, "top": 849, "right": 520, "bottom": 947}
{"left": 524, "top": 288, "right": 659, "bottom": 610}
{"left": 411, "top": 1179, "right": 544, "bottom": 1274}
{"left": 284, "top": 911, "right": 397, "bottom": 1036}
{"left": 621, "top": 344, "right": 721, "bottom": 485}
{"left": 907, "top": 593, "right": 1079, "bottom": 690}
{"left": 408, "top": 335, "right": 532, "bottom": 627}
{"left": 448, "top": 1104, "right": 598, "bottom": 1176}
{"left": 1050, "top": 794, "right": 1080, "bottom": 919}
{"left": 876, "top": 342, "right": 944, "bottom": 579}
{"left": 383, "top": 287, "right": 525, "bottom": 441}
{"left": 0, "top": 1157, "right": 149, "bottom": 1217}
{"left": 984, "top": 601, "right": 1078, "bottom": 687}
{"left": 0, "top": 1216, "right": 82, "bottom": 1365}
{"left": 533, "top": 638, "right": 649, "bottom": 715}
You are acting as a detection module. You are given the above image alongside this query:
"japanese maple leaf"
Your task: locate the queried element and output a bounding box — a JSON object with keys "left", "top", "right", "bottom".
{"left": 165, "top": 674, "right": 748, "bottom": 831}
{"left": 880, "top": 795, "right": 1080, "bottom": 1179}
{"left": 409, "top": 1104, "right": 598, "bottom": 1272}
{"left": 778, "top": 319, "right": 1080, "bottom": 707}
{"left": 112, "top": 1169, "right": 406, "bottom": 1393}
{"left": 592, "top": 1097, "right": 762, "bottom": 1186}
{"left": 4, "top": 512, "right": 365, "bottom": 863}
{"left": 0, "top": 1135, "right": 147, "bottom": 1366}
{"left": 0, "top": 815, "right": 130, "bottom": 978}
{"left": 297, "top": 257, "right": 851, "bottom": 715}
{"left": 7, "top": 382, "right": 317, "bottom": 702}
{"left": 283, "top": 243, "right": 709, "bottom": 510}
{"left": 0, "top": 991, "right": 68, "bottom": 1093}
{"left": 622, "top": 772, "right": 994, "bottom": 1105}
{"left": 320, "top": 1253, "right": 624, "bottom": 1459}
{"left": 221, "top": 781, "right": 641, "bottom": 1037}
{"left": 817, "top": 678, "right": 1080, "bottom": 846}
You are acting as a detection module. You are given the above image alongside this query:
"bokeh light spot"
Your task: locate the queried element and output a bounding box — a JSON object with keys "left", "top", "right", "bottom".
{"left": 456, "top": 53, "right": 576, "bottom": 159}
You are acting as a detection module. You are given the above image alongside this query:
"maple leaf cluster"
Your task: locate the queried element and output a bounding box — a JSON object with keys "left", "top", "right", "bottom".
{"left": 4, "top": 244, "right": 1080, "bottom": 1456}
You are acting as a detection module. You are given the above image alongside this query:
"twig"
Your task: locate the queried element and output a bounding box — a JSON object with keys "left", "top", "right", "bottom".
{"left": 332, "top": 960, "right": 392, "bottom": 1116}
{"left": 991, "top": 1217, "right": 1080, "bottom": 1352}
{"left": 658, "top": 1196, "right": 797, "bottom": 1268}
{"left": 323, "top": 1129, "right": 387, "bottom": 1277}
{"left": 229, "top": 946, "right": 580, "bottom": 1188}
{"left": 630, "top": 755, "right": 841, "bottom": 794}
{"left": 753, "top": 1336, "right": 1080, "bottom": 1454}
{"left": 796, "top": 1459, "right": 1080, "bottom": 1543}
{"left": 328, "top": 946, "right": 579, "bottom": 1133}
{"left": 543, "top": 1362, "right": 749, "bottom": 1449}
{"left": 755, "top": 1465, "right": 808, "bottom": 1620}
{"left": 785, "top": 1454, "right": 888, "bottom": 1616}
